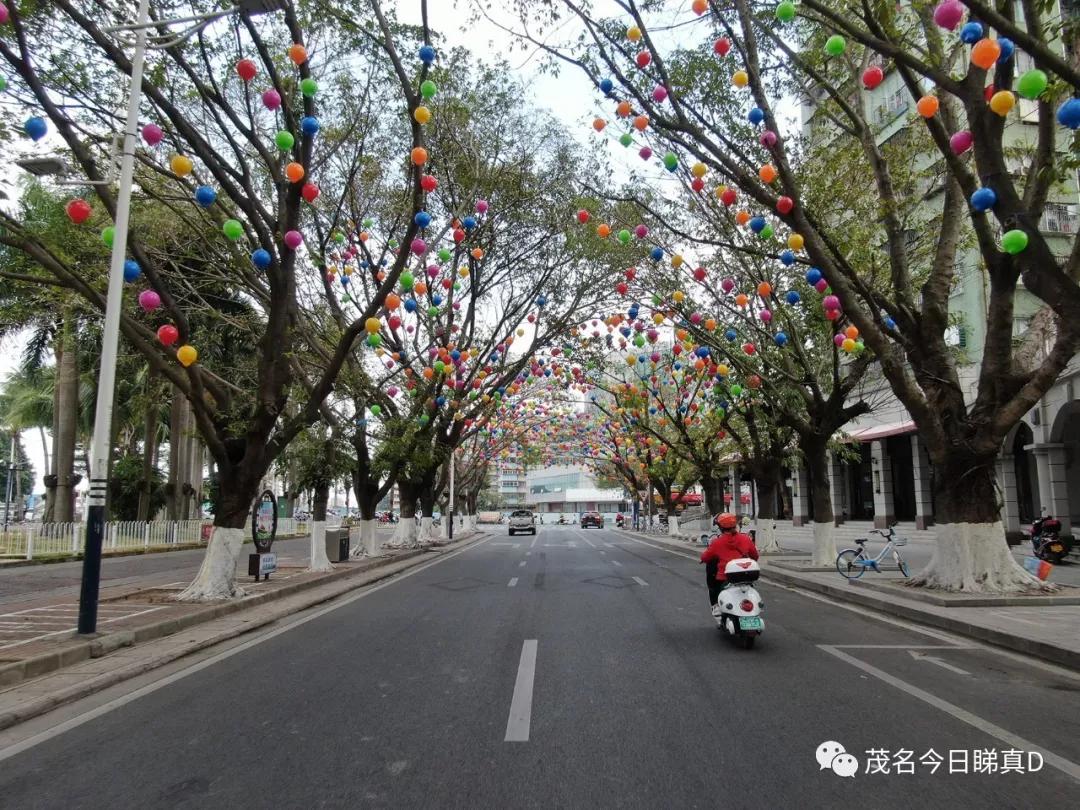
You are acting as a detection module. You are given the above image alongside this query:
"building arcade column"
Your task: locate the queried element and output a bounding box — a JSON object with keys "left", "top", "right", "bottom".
{"left": 791, "top": 466, "right": 810, "bottom": 527}
{"left": 912, "top": 434, "right": 935, "bottom": 530}
{"left": 827, "top": 451, "right": 846, "bottom": 526}
{"left": 871, "top": 440, "right": 895, "bottom": 529}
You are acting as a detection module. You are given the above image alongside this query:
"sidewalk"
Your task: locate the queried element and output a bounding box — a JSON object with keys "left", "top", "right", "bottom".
{"left": 0, "top": 531, "right": 487, "bottom": 731}
{"left": 614, "top": 528, "right": 1080, "bottom": 671}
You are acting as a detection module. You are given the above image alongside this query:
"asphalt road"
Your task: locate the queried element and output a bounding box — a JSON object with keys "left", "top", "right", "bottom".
{"left": 1, "top": 525, "right": 1079, "bottom": 808}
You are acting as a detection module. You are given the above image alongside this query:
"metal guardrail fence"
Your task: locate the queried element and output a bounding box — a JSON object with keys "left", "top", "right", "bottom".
{"left": 0, "top": 517, "right": 310, "bottom": 560}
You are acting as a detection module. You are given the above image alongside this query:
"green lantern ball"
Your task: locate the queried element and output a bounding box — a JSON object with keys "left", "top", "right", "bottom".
{"left": 0, "top": 76, "right": 7, "bottom": 92}
{"left": 363, "top": 218, "right": 374, "bottom": 227}
{"left": 617, "top": 229, "right": 632, "bottom": 244}
{"left": 1016, "top": 70, "right": 1048, "bottom": 100}
{"left": 663, "top": 151, "right": 678, "bottom": 169}
{"left": 400, "top": 271, "right": 414, "bottom": 290}
{"left": 367, "top": 333, "right": 381, "bottom": 348}
{"left": 453, "top": 282, "right": 461, "bottom": 291}
{"left": 825, "top": 35, "right": 846, "bottom": 56}
{"left": 333, "top": 231, "right": 345, "bottom": 243}
{"left": 223, "top": 219, "right": 244, "bottom": 240}
{"left": 730, "top": 384, "right": 743, "bottom": 396}
{"left": 427, "top": 305, "right": 439, "bottom": 316}
{"left": 275, "top": 130, "right": 295, "bottom": 150}
{"left": 776, "top": 1, "right": 796, "bottom": 22}
{"left": 389, "top": 238, "right": 399, "bottom": 248}
{"left": 419, "top": 414, "right": 430, "bottom": 425}
{"left": 619, "top": 133, "right": 633, "bottom": 147}
{"left": 420, "top": 80, "right": 437, "bottom": 99}
{"left": 760, "top": 224, "right": 774, "bottom": 239}
{"left": 438, "top": 248, "right": 452, "bottom": 262}
{"left": 434, "top": 361, "right": 446, "bottom": 374}
{"left": 101, "top": 226, "right": 115, "bottom": 247}
{"left": 370, "top": 404, "right": 382, "bottom": 416}
{"left": 300, "top": 78, "right": 318, "bottom": 97}
{"left": 1001, "top": 229, "right": 1029, "bottom": 254}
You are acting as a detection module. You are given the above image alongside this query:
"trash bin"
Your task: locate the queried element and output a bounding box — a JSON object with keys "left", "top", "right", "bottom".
{"left": 326, "top": 528, "right": 349, "bottom": 562}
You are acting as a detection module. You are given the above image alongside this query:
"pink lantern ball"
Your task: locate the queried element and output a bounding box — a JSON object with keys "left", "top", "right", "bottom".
{"left": 949, "top": 130, "right": 973, "bottom": 155}
{"left": 833, "top": 333, "right": 845, "bottom": 347}
{"left": 0, "top": 5, "right": 8, "bottom": 24}
{"left": 721, "top": 277, "right": 736, "bottom": 293}
{"left": 652, "top": 85, "right": 669, "bottom": 103}
{"left": 814, "top": 278, "right": 829, "bottom": 293}
{"left": 689, "top": 312, "right": 703, "bottom": 324}
{"left": 822, "top": 294, "right": 841, "bottom": 310}
{"left": 283, "top": 229, "right": 303, "bottom": 250}
{"left": 639, "top": 146, "right": 653, "bottom": 160}
{"left": 453, "top": 301, "right": 461, "bottom": 310}
{"left": 262, "top": 89, "right": 282, "bottom": 110}
{"left": 138, "top": 289, "right": 161, "bottom": 311}
{"left": 759, "top": 309, "right": 772, "bottom": 322}
{"left": 407, "top": 324, "right": 415, "bottom": 333}
{"left": 387, "top": 386, "right": 399, "bottom": 397}
{"left": 475, "top": 199, "right": 489, "bottom": 214}
{"left": 410, "top": 237, "right": 427, "bottom": 255}
{"left": 634, "top": 224, "right": 648, "bottom": 238}
{"left": 933, "top": 0, "right": 964, "bottom": 31}
{"left": 141, "top": 123, "right": 164, "bottom": 146}
{"left": 759, "top": 130, "right": 778, "bottom": 147}
{"left": 426, "top": 264, "right": 440, "bottom": 278}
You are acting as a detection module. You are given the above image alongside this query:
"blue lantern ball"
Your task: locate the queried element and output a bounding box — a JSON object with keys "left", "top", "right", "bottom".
{"left": 418, "top": 45, "right": 436, "bottom": 64}
{"left": 404, "top": 298, "right": 418, "bottom": 312}
{"left": 536, "top": 294, "right": 548, "bottom": 307}
{"left": 251, "top": 248, "right": 272, "bottom": 269}
{"left": 431, "top": 293, "right": 443, "bottom": 306}
{"left": 997, "top": 37, "right": 1014, "bottom": 63}
{"left": 970, "top": 187, "right": 997, "bottom": 212}
{"left": 885, "top": 316, "right": 897, "bottom": 330}
{"left": 123, "top": 259, "right": 141, "bottom": 282}
{"left": 24, "top": 116, "right": 47, "bottom": 141}
{"left": 415, "top": 211, "right": 432, "bottom": 228}
{"left": 463, "top": 215, "right": 477, "bottom": 230}
{"left": 695, "top": 346, "right": 710, "bottom": 357}
{"left": 748, "top": 216, "right": 766, "bottom": 233}
{"left": 650, "top": 246, "right": 664, "bottom": 261}
{"left": 748, "top": 107, "right": 765, "bottom": 125}
{"left": 785, "top": 290, "right": 801, "bottom": 305}
{"left": 600, "top": 78, "right": 614, "bottom": 94}
{"left": 1057, "top": 98, "right": 1080, "bottom": 130}
{"left": 724, "top": 328, "right": 738, "bottom": 342}
{"left": 194, "top": 186, "right": 217, "bottom": 207}
{"left": 805, "top": 267, "right": 823, "bottom": 285}
{"left": 300, "top": 116, "right": 320, "bottom": 136}
{"left": 779, "top": 249, "right": 795, "bottom": 266}
{"left": 960, "top": 21, "right": 983, "bottom": 44}
{"left": 774, "top": 331, "right": 788, "bottom": 346}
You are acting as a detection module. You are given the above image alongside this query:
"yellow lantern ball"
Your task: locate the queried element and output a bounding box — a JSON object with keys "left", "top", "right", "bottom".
{"left": 788, "top": 233, "right": 804, "bottom": 251}
{"left": 652, "top": 312, "right": 664, "bottom": 325}
{"left": 414, "top": 106, "right": 432, "bottom": 124}
{"left": 673, "top": 290, "right": 685, "bottom": 303}
{"left": 365, "top": 317, "right": 381, "bottom": 334}
{"left": 842, "top": 337, "right": 857, "bottom": 352}
{"left": 170, "top": 155, "right": 193, "bottom": 176}
{"left": 989, "top": 90, "right": 1015, "bottom": 116}
{"left": 718, "top": 364, "right": 729, "bottom": 376}
{"left": 691, "top": 162, "right": 707, "bottom": 179}
{"left": 176, "top": 344, "right": 198, "bottom": 367}
{"left": 733, "top": 70, "right": 749, "bottom": 88}
{"left": 627, "top": 25, "right": 642, "bottom": 42}
{"left": 672, "top": 254, "right": 684, "bottom": 268}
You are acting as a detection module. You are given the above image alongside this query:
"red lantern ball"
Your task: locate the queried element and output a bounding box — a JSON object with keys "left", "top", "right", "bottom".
{"left": 421, "top": 174, "right": 438, "bottom": 192}
{"left": 721, "top": 188, "right": 737, "bottom": 207}
{"left": 65, "top": 198, "right": 92, "bottom": 224}
{"left": 862, "top": 66, "right": 883, "bottom": 90}
{"left": 453, "top": 228, "right": 466, "bottom": 243}
{"left": 776, "top": 196, "right": 794, "bottom": 214}
{"left": 714, "top": 38, "right": 731, "bottom": 56}
{"left": 691, "top": 177, "right": 705, "bottom": 192}
{"left": 576, "top": 208, "right": 590, "bottom": 224}
{"left": 301, "top": 182, "right": 320, "bottom": 203}
{"left": 236, "top": 59, "right": 257, "bottom": 82}
{"left": 636, "top": 51, "right": 651, "bottom": 68}
{"left": 157, "top": 324, "right": 179, "bottom": 346}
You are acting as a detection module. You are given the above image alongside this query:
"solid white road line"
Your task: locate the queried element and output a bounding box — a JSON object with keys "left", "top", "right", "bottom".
{"left": 0, "top": 536, "right": 491, "bottom": 762}
{"left": 504, "top": 639, "right": 538, "bottom": 743}
{"left": 632, "top": 576, "right": 648, "bottom": 587}
{"left": 611, "top": 560, "right": 622, "bottom": 567}
{"left": 508, "top": 578, "right": 518, "bottom": 588}
{"left": 819, "top": 644, "right": 1080, "bottom": 782}
{"left": 530, "top": 537, "right": 538, "bottom": 549}
{"left": 519, "top": 560, "right": 527, "bottom": 568}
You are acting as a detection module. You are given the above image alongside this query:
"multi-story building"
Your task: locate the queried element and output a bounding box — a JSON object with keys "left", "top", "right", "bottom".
{"left": 525, "top": 463, "right": 628, "bottom": 518}
{"left": 488, "top": 460, "right": 527, "bottom": 511}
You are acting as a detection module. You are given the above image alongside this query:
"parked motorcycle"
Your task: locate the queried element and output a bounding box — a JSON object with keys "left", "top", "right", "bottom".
{"left": 712, "top": 557, "right": 764, "bottom": 649}
{"left": 1030, "top": 516, "right": 1071, "bottom": 563}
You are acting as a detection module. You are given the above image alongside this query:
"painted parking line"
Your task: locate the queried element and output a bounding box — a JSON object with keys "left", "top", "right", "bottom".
{"left": 504, "top": 639, "right": 538, "bottom": 743}
{"left": 632, "top": 576, "right": 649, "bottom": 587}
{"left": 508, "top": 578, "right": 518, "bottom": 588}
{"left": 0, "top": 606, "right": 165, "bottom": 650}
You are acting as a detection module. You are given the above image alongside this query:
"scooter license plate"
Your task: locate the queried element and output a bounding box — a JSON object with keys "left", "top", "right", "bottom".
{"left": 1050, "top": 544, "right": 1064, "bottom": 553}
{"left": 739, "top": 616, "right": 764, "bottom": 631}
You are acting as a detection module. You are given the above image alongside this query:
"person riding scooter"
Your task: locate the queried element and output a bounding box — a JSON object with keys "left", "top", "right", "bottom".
{"left": 701, "top": 513, "right": 759, "bottom": 617}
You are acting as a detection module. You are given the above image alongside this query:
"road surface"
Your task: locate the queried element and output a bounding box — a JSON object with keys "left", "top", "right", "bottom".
{"left": 1, "top": 525, "right": 1078, "bottom": 808}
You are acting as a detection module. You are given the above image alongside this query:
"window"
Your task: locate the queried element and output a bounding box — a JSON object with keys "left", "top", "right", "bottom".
{"left": 1042, "top": 204, "right": 1078, "bottom": 235}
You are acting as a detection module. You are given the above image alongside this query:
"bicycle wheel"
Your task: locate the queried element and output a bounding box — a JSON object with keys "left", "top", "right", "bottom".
{"left": 836, "top": 549, "right": 866, "bottom": 579}
{"left": 894, "top": 553, "right": 910, "bottom": 577}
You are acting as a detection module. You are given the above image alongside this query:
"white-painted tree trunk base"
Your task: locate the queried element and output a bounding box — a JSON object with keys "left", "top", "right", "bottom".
{"left": 907, "top": 522, "right": 1051, "bottom": 593}
{"left": 441, "top": 516, "right": 451, "bottom": 540}
{"left": 308, "top": 520, "right": 333, "bottom": 572}
{"left": 417, "top": 516, "right": 437, "bottom": 545}
{"left": 667, "top": 514, "right": 680, "bottom": 537}
{"left": 812, "top": 522, "right": 837, "bottom": 567}
{"left": 757, "top": 521, "right": 780, "bottom": 553}
{"left": 175, "top": 526, "right": 246, "bottom": 601}
{"left": 386, "top": 517, "right": 418, "bottom": 548}
{"left": 350, "top": 519, "right": 378, "bottom": 557}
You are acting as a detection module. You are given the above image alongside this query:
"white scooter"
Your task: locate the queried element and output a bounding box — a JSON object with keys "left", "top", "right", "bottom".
{"left": 713, "top": 557, "right": 764, "bottom": 649}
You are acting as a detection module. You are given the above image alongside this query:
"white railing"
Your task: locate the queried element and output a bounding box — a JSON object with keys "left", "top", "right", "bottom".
{"left": 0, "top": 517, "right": 309, "bottom": 560}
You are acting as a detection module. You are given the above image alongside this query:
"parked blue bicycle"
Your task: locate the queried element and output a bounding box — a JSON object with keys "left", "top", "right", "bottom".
{"left": 835, "top": 526, "right": 910, "bottom": 579}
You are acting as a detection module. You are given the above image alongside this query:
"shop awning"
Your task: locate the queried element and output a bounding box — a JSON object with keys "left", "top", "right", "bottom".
{"left": 841, "top": 420, "right": 916, "bottom": 443}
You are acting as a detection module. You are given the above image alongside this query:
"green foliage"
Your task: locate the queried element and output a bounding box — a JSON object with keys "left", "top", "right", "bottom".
{"left": 108, "top": 453, "right": 165, "bottom": 521}
{"left": 0, "top": 432, "right": 35, "bottom": 498}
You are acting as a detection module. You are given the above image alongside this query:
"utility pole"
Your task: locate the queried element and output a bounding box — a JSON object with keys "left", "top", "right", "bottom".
{"left": 448, "top": 450, "right": 455, "bottom": 541}
{"left": 3, "top": 432, "right": 15, "bottom": 532}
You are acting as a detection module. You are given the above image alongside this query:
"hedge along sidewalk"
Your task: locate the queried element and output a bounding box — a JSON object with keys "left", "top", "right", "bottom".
{"left": 613, "top": 528, "right": 1080, "bottom": 672}
{"left": 0, "top": 533, "right": 487, "bottom": 731}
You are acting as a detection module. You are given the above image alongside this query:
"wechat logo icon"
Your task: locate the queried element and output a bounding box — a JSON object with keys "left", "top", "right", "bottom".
{"left": 816, "top": 741, "right": 859, "bottom": 778}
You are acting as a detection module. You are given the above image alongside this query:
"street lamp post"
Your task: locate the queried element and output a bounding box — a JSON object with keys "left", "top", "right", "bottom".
{"left": 448, "top": 451, "right": 455, "bottom": 541}
{"left": 75, "top": 0, "right": 287, "bottom": 635}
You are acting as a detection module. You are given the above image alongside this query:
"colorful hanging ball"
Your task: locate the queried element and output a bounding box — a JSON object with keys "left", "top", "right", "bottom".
{"left": 421, "top": 174, "right": 438, "bottom": 192}
{"left": 410, "top": 237, "right": 427, "bottom": 255}
{"left": 652, "top": 85, "right": 668, "bottom": 103}
{"left": 989, "top": 90, "right": 1015, "bottom": 116}
{"left": 285, "top": 162, "right": 305, "bottom": 182}
{"left": 414, "top": 105, "right": 432, "bottom": 125}
{"left": 916, "top": 95, "right": 939, "bottom": 118}
{"left": 959, "top": 21, "right": 983, "bottom": 44}
{"left": 600, "top": 78, "right": 614, "bottom": 93}
{"left": 774, "top": 331, "right": 788, "bottom": 346}
{"left": 759, "top": 309, "right": 773, "bottom": 322}
{"left": 262, "top": 89, "right": 281, "bottom": 110}
{"left": 138, "top": 289, "right": 161, "bottom": 312}
{"left": 251, "top": 248, "right": 272, "bottom": 269}
{"left": 970, "top": 187, "right": 997, "bottom": 212}
{"left": 222, "top": 219, "right": 243, "bottom": 240}
{"left": 177, "top": 345, "right": 198, "bottom": 367}
{"left": 776, "top": 1, "right": 796, "bottom": 22}
{"left": 949, "top": 130, "right": 973, "bottom": 154}
{"left": 785, "top": 290, "right": 801, "bottom": 305}
{"left": 284, "top": 229, "right": 303, "bottom": 250}
{"left": 1058, "top": 98, "right": 1080, "bottom": 129}
{"left": 414, "top": 211, "right": 432, "bottom": 228}
{"left": 617, "top": 229, "right": 632, "bottom": 244}
{"left": 884, "top": 316, "right": 897, "bottom": 330}
{"left": 932, "top": 0, "right": 964, "bottom": 31}
{"left": 1000, "top": 229, "right": 1029, "bottom": 254}
{"left": 1017, "top": 70, "right": 1048, "bottom": 100}
{"left": 141, "top": 123, "right": 164, "bottom": 146}
{"left": 157, "top": 324, "right": 179, "bottom": 346}
{"left": 650, "top": 246, "right": 664, "bottom": 261}
{"left": 102, "top": 226, "right": 115, "bottom": 247}
{"left": 420, "top": 79, "right": 438, "bottom": 100}
{"left": 748, "top": 107, "right": 765, "bottom": 125}
{"left": 576, "top": 209, "right": 591, "bottom": 224}
{"left": 822, "top": 294, "right": 841, "bottom": 310}
{"left": 419, "top": 44, "right": 436, "bottom": 64}
{"left": 194, "top": 186, "right": 217, "bottom": 207}
{"left": 725, "top": 328, "right": 738, "bottom": 342}
{"left": 24, "top": 116, "right": 47, "bottom": 141}
{"left": 663, "top": 152, "right": 678, "bottom": 170}
{"left": 825, "top": 35, "right": 846, "bottom": 56}
{"left": 815, "top": 278, "right": 829, "bottom": 293}
{"left": 780, "top": 249, "right": 795, "bottom": 266}
{"left": 749, "top": 216, "right": 766, "bottom": 233}
{"left": 236, "top": 59, "right": 257, "bottom": 82}
{"left": 776, "top": 196, "right": 794, "bottom": 214}
{"left": 760, "top": 130, "right": 778, "bottom": 148}
{"left": 714, "top": 37, "right": 731, "bottom": 56}
{"left": 288, "top": 43, "right": 308, "bottom": 65}
{"left": 997, "top": 38, "right": 1015, "bottom": 63}
{"left": 476, "top": 199, "right": 489, "bottom": 214}
{"left": 732, "top": 70, "right": 749, "bottom": 88}
{"left": 65, "top": 199, "right": 92, "bottom": 224}
{"left": 862, "top": 66, "right": 884, "bottom": 90}
{"left": 970, "top": 38, "right": 1000, "bottom": 70}
{"left": 300, "top": 78, "right": 318, "bottom": 97}
{"left": 411, "top": 146, "right": 428, "bottom": 166}
{"left": 123, "top": 259, "right": 141, "bottom": 282}
{"left": 636, "top": 51, "right": 651, "bottom": 68}
{"left": 300, "top": 116, "right": 320, "bottom": 136}
{"left": 301, "top": 182, "right": 319, "bottom": 203}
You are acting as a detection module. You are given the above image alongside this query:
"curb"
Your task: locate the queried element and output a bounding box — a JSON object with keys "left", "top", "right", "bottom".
{"left": 761, "top": 566, "right": 1080, "bottom": 671}
{"left": 0, "top": 533, "right": 483, "bottom": 694}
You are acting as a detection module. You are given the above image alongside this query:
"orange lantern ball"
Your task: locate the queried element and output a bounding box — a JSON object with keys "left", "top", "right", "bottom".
{"left": 592, "top": 118, "right": 606, "bottom": 132}
{"left": 597, "top": 223, "right": 612, "bottom": 238}
{"left": 844, "top": 325, "right": 859, "bottom": 340}
{"left": 414, "top": 281, "right": 428, "bottom": 295}
{"left": 471, "top": 247, "right": 484, "bottom": 259}
{"left": 916, "top": 95, "right": 939, "bottom": 118}
{"left": 285, "top": 162, "right": 305, "bottom": 182}
{"left": 385, "top": 293, "right": 401, "bottom": 310}
{"left": 288, "top": 44, "right": 308, "bottom": 65}
{"left": 970, "top": 39, "right": 1000, "bottom": 71}
{"left": 759, "top": 164, "right": 778, "bottom": 183}
{"left": 757, "top": 281, "right": 772, "bottom": 297}
{"left": 735, "top": 293, "right": 749, "bottom": 307}
{"left": 376, "top": 271, "right": 386, "bottom": 281}
{"left": 735, "top": 210, "right": 751, "bottom": 226}
{"left": 616, "top": 100, "right": 632, "bottom": 118}
{"left": 633, "top": 114, "right": 649, "bottom": 131}
{"left": 410, "top": 146, "right": 428, "bottom": 166}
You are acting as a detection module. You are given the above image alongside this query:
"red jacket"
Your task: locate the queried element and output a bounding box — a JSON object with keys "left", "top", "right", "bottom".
{"left": 701, "top": 531, "right": 759, "bottom": 582}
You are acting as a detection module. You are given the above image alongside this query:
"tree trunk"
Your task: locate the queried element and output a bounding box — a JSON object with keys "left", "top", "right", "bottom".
{"left": 137, "top": 367, "right": 157, "bottom": 521}
{"left": 389, "top": 480, "right": 419, "bottom": 547}
{"left": 417, "top": 468, "right": 439, "bottom": 544}
{"left": 802, "top": 439, "right": 836, "bottom": 566}
{"left": 700, "top": 470, "right": 725, "bottom": 515}
{"left": 754, "top": 476, "right": 781, "bottom": 553}
{"left": 167, "top": 390, "right": 187, "bottom": 520}
{"left": 308, "top": 477, "right": 332, "bottom": 572}
{"left": 51, "top": 320, "right": 78, "bottom": 523}
{"left": 908, "top": 451, "right": 1043, "bottom": 592}
{"left": 175, "top": 474, "right": 257, "bottom": 601}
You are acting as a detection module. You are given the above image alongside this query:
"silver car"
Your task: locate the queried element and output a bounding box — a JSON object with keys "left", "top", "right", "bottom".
{"left": 508, "top": 509, "right": 536, "bottom": 536}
